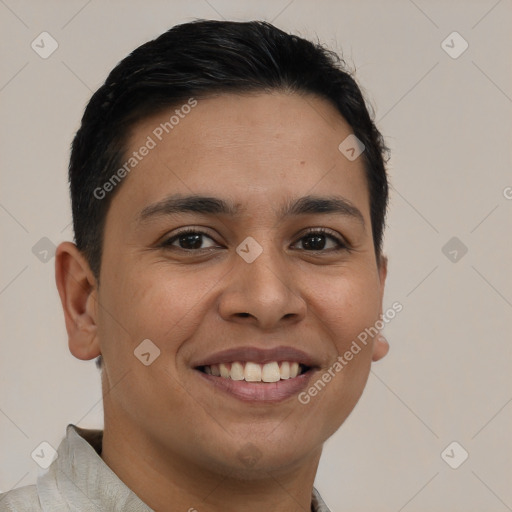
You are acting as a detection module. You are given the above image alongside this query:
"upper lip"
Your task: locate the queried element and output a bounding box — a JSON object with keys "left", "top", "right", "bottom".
{"left": 192, "top": 346, "right": 320, "bottom": 368}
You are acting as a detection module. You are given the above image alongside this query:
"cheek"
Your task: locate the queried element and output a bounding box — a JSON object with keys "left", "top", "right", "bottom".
{"left": 96, "top": 263, "right": 200, "bottom": 420}
{"left": 298, "top": 271, "right": 381, "bottom": 429}
{"left": 309, "top": 267, "right": 382, "bottom": 345}
{"left": 99, "top": 260, "right": 217, "bottom": 352}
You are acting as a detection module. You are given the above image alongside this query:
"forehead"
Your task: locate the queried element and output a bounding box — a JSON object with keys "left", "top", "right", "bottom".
{"left": 108, "top": 92, "right": 370, "bottom": 224}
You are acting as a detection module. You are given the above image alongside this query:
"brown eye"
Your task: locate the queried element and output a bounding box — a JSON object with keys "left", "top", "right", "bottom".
{"left": 294, "top": 229, "right": 348, "bottom": 252}
{"left": 162, "top": 230, "right": 219, "bottom": 251}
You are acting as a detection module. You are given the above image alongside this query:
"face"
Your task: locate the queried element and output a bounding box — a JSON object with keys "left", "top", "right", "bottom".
{"left": 65, "top": 92, "right": 388, "bottom": 477}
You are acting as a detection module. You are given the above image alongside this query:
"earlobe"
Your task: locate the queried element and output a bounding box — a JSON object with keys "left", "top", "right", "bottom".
{"left": 372, "top": 333, "right": 389, "bottom": 361}
{"left": 55, "top": 242, "right": 101, "bottom": 361}
{"left": 372, "top": 253, "right": 389, "bottom": 362}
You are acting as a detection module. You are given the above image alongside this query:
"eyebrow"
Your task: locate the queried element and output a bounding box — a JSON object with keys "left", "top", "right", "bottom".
{"left": 137, "top": 193, "right": 365, "bottom": 228}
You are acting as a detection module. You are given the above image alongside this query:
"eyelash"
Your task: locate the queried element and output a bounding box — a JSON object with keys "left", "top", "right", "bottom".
{"left": 160, "top": 227, "right": 350, "bottom": 253}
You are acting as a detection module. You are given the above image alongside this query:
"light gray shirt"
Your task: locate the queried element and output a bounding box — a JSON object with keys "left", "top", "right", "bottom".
{"left": 0, "top": 424, "right": 331, "bottom": 511}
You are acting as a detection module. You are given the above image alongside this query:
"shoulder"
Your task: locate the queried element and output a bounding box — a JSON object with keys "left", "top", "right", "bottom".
{"left": 0, "top": 484, "right": 42, "bottom": 511}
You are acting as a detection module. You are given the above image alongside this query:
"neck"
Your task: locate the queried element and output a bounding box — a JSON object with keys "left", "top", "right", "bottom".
{"left": 101, "top": 418, "right": 322, "bottom": 512}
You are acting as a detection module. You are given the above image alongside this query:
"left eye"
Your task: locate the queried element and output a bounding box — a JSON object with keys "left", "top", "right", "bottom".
{"left": 292, "top": 230, "right": 346, "bottom": 252}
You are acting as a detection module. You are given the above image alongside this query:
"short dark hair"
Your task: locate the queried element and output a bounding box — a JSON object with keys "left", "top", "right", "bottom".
{"left": 69, "top": 19, "right": 389, "bottom": 283}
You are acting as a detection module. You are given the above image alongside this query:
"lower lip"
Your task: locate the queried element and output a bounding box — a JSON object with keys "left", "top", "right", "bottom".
{"left": 195, "top": 369, "right": 315, "bottom": 402}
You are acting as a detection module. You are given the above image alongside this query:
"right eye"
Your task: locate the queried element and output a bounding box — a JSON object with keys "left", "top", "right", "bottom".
{"left": 160, "top": 229, "right": 221, "bottom": 251}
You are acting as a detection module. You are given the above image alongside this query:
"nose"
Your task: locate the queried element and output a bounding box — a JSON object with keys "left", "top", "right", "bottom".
{"left": 218, "top": 243, "right": 307, "bottom": 330}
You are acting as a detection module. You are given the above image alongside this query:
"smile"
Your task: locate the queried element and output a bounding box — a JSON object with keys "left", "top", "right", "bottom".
{"left": 198, "top": 361, "right": 309, "bottom": 382}
{"left": 192, "top": 346, "right": 319, "bottom": 402}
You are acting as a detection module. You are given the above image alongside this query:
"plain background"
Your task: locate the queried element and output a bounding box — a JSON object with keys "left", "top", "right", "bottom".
{"left": 1, "top": 1, "right": 511, "bottom": 510}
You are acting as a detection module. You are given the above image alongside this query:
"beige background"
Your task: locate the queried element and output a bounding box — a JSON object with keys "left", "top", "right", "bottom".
{"left": 1, "top": 1, "right": 511, "bottom": 510}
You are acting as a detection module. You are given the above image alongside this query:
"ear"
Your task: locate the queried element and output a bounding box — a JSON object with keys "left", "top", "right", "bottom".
{"left": 55, "top": 241, "right": 100, "bottom": 361}
{"left": 372, "top": 253, "right": 389, "bottom": 362}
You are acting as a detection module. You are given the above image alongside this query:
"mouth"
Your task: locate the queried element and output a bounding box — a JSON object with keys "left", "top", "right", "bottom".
{"left": 197, "top": 361, "right": 311, "bottom": 382}
{"left": 191, "top": 347, "right": 319, "bottom": 402}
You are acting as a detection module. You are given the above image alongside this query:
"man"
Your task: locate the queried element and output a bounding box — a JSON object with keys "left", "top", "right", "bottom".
{"left": 1, "top": 19, "right": 390, "bottom": 511}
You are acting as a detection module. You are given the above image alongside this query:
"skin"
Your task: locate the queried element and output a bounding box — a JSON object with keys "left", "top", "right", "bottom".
{"left": 55, "top": 92, "right": 389, "bottom": 512}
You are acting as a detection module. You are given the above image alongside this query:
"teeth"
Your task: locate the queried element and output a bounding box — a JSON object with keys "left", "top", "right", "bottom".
{"left": 244, "top": 362, "right": 262, "bottom": 382}
{"left": 230, "top": 361, "right": 245, "bottom": 381}
{"left": 219, "top": 363, "right": 230, "bottom": 378}
{"left": 202, "top": 361, "right": 306, "bottom": 382}
{"left": 280, "top": 361, "right": 290, "bottom": 379}
{"left": 261, "top": 362, "right": 280, "bottom": 382}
